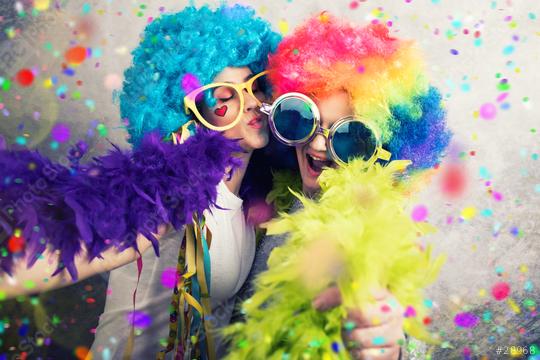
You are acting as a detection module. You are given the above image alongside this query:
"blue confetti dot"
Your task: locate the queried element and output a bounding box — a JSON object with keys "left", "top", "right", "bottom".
{"left": 503, "top": 45, "right": 515, "bottom": 55}
{"left": 331, "top": 341, "right": 340, "bottom": 353}
{"left": 18, "top": 324, "right": 29, "bottom": 337}
{"left": 450, "top": 49, "right": 459, "bottom": 55}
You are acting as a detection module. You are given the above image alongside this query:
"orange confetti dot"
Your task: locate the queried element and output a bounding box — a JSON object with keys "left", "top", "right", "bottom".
{"left": 65, "top": 46, "right": 87, "bottom": 65}
{"left": 74, "top": 346, "right": 91, "bottom": 360}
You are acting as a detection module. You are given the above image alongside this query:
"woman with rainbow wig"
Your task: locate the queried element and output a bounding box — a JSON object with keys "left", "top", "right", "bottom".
{"left": 0, "top": 4, "right": 280, "bottom": 360}
{"left": 230, "top": 12, "right": 451, "bottom": 360}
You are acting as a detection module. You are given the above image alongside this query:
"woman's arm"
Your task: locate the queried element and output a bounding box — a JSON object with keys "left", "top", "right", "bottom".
{"left": 0, "top": 224, "right": 168, "bottom": 298}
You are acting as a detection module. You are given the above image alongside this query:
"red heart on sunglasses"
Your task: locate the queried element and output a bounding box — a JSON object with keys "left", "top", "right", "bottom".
{"left": 214, "top": 105, "right": 228, "bottom": 117}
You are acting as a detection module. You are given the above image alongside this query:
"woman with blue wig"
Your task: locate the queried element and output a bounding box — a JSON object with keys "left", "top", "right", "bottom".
{"left": 0, "top": 4, "right": 280, "bottom": 360}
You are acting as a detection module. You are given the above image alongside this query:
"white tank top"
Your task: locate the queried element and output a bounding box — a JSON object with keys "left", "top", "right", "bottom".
{"left": 90, "top": 181, "right": 255, "bottom": 359}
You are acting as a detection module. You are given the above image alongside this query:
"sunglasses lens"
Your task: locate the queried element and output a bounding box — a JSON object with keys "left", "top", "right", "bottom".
{"left": 272, "top": 97, "right": 316, "bottom": 143}
{"left": 331, "top": 121, "right": 377, "bottom": 163}
{"left": 251, "top": 74, "right": 271, "bottom": 103}
{"left": 194, "top": 85, "right": 241, "bottom": 128}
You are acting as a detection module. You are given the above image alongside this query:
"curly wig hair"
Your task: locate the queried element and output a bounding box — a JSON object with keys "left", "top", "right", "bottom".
{"left": 268, "top": 12, "right": 451, "bottom": 170}
{"left": 120, "top": 4, "right": 281, "bottom": 147}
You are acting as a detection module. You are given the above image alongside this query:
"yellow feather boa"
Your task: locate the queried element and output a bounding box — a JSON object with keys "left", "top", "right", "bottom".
{"left": 224, "top": 159, "right": 445, "bottom": 359}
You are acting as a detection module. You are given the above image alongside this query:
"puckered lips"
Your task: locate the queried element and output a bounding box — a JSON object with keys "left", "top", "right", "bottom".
{"left": 247, "top": 115, "right": 264, "bottom": 130}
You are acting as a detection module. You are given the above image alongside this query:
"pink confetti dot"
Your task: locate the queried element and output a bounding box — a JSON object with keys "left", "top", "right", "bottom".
{"left": 403, "top": 306, "right": 416, "bottom": 318}
{"left": 161, "top": 267, "right": 178, "bottom": 289}
{"left": 51, "top": 123, "right": 70, "bottom": 143}
{"left": 411, "top": 205, "right": 428, "bottom": 222}
{"left": 479, "top": 103, "right": 497, "bottom": 120}
{"left": 491, "top": 282, "right": 510, "bottom": 301}
{"left": 492, "top": 191, "right": 503, "bottom": 201}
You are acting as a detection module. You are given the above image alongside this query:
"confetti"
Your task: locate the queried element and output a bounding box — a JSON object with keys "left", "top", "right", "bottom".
{"left": 161, "top": 267, "right": 177, "bottom": 289}
{"left": 491, "top": 282, "right": 510, "bottom": 301}
{"left": 34, "top": 0, "right": 50, "bottom": 11}
{"left": 278, "top": 19, "right": 289, "bottom": 35}
{"left": 51, "top": 123, "right": 70, "bottom": 142}
{"left": 411, "top": 205, "right": 428, "bottom": 222}
{"left": 460, "top": 206, "right": 476, "bottom": 220}
{"left": 126, "top": 310, "right": 152, "bottom": 329}
{"left": 479, "top": 103, "right": 497, "bottom": 120}
{"left": 16, "top": 69, "right": 34, "bottom": 87}
{"left": 65, "top": 46, "right": 88, "bottom": 65}
{"left": 454, "top": 312, "right": 479, "bottom": 328}
{"left": 440, "top": 164, "right": 466, "bottom": 197}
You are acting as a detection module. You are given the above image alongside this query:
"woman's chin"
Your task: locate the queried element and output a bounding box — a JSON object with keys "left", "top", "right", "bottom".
{"left": 242, "top": 133, "right": 269, "bottom": 151}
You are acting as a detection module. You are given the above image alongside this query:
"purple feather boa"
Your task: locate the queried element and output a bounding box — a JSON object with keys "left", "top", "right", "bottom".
{"left": 0, "top": 130, "right": 242, "bottom": 279}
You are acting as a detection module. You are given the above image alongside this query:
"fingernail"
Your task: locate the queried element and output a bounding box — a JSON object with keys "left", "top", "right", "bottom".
{"left": 312, "top": 298, "right": 324, "bottom": 310}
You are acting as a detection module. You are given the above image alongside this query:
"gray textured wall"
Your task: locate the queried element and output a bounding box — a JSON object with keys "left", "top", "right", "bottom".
{"left": 0, "top": 0, "right": 538, "bottom": 359}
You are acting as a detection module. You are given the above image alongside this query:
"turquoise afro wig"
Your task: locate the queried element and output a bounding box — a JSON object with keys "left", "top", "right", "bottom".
{"left": 120, "top": 4, "right": 281, "bottom": 147}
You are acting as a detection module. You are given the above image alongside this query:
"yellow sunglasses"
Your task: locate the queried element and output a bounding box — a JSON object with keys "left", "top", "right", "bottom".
{"left": 183, "top": 71, "right": 269, "bottom": 131}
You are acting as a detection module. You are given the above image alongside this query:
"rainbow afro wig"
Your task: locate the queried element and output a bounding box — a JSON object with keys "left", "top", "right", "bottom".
{"left": 268, "top": 12, "right": 451, "bottom": 170}
{"left": 120, "top": 4, "right": 281, "bottom": 147}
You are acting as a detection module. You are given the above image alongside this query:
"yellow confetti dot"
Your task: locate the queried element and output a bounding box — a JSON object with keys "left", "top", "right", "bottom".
{"left": 34, "top": 0, "right": 50, "bottom": 11}
{"left": 520, "top": 265, "right": 528, "bottom": 273}
{"left": 478, "top": 289, "right": 486, "bottom": 297}
{"left": 43, "top": 78, "right": 53, "bottom": 89}
{"left": 471, "top": 132, "right": 478, "bottom": 141}
{"left": 371, "top": 316, "right": 382, "bottom": 326}
{"left": 472, "top": 110, "right": 479, "bottom": 119}
{"left": 259, "top": 6, "right": 268, "bottom": 15}
{"left": 319, "top": 12, "right": 330, "bottom": 23}
{"left": 278, "top": 19, "right": 289, "bottom": 35}
{"left": 507, "top": 298, "right": 521, "bottom": 314}
{"left": 461, "top": 206, "right": 477, "bottom": 220}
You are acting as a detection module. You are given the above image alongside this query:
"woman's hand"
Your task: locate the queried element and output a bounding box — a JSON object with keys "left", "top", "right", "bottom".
{"left": 313, "top": 286, "right": 405, "bottom": 360}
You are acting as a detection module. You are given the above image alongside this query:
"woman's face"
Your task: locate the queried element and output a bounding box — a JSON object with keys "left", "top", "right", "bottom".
{"left": 200, "top": 66, "right": 269, "bottom": 152}
{"left": 296, "top": 90, "right": 353, "bottom": 195}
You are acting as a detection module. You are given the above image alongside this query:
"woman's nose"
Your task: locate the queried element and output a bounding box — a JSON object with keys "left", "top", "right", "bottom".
{"left": 243, "top": 89, "right": 258, "bottom": 112}
{"left": 309, "top": 133, "right": 327, "bottom": 152}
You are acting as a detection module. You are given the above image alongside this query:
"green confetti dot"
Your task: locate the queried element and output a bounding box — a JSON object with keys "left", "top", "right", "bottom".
{"left": 97, "top": 123, "right": 108, "bottom": 137}
{"left": 523, "top": 298, "right": 536, "bottom": 307}
{"left": 24, "top": 281, "right": 36, "bottom": 289}
{"left": 497, "top": 82, "right": 510, "bottom": 91}
{"left": 343, "top": 321, "right": 356, "bottom": 331}
{"left": 308, "top": 339, "right": 321, "bottom": 348}
{"left": 1, "top": 79, "right": 11, "bottom": 92}
{"left": 529, "top": 13, "right": 537, "bottom": 20}
{"left": 293, "top": 49, "right": 299, "bottom": 55}
{"left": 52, "top": 315, "right": 61, "bottom": 326}
{"left": 30, "top": 297, "right": 39, "bottom": 305}
{"left": 237, "top": 339, "right": 248, "bottom": 349}
{"left": 0, "top": 291, "right": 6, "bottom": 301}
{"left": 71, "top": 91, "right": 81, "bottom": 100}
